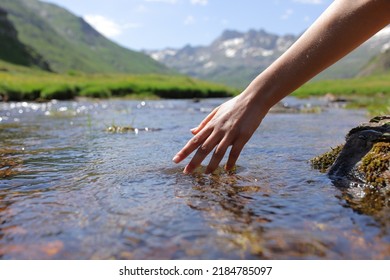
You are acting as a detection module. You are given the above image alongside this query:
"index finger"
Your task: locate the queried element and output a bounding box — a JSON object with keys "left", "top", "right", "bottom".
{"left": 172, "top": 128, "right": 213, "bottom": 164}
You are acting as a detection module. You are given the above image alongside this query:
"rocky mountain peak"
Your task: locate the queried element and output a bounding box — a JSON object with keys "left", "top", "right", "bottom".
{"left": 145, "top": 26, "right": 390, "bottom": 88}
{"left": 145, "top": 28, "right": 298, "bottom": 87}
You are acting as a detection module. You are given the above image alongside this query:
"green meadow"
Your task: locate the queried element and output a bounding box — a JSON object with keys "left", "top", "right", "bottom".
{"left": 0, "top": 60, "right": 236, "bottom": 101}
{"left": 293, "top": 73, "right": 390, "bottom": 115}
{"left": 1, "top": 60, "right": 389, "bottom": 115}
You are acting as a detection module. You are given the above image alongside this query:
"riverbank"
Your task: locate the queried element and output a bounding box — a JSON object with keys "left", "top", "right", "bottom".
{"left": 293, "top": 74, "right": 390, "bottom": 115}
{"left": 1, "top": 60, "right": 388, "bottom": 115}
{"left": 0, "top": 61, "right": 236, "bottom": 101}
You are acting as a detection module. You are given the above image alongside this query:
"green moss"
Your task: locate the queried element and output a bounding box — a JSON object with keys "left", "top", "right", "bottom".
{"left": 359, "top": 142, "right": 390, "bottom": 188}
{"left": 310, "top": 145, "right": 344, "bottom": 172}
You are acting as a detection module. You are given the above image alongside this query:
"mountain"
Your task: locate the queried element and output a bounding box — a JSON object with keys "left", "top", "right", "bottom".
{"left": 358, "top": 32, "right": 390, "bottom": 76}
{"left": 0, "top": 0, "right": 170, "bottom": 74}
{"left": 146, "top": 27, "right": 390, "bottom": 88}
{"left": 358, "top": 49, "right": 390, "bottom": 76}
{"left": 146, "top": 29, "right": 297, "bottom": 88}
{"left": 0, "top": 7, "right": 50, "bottom": 70}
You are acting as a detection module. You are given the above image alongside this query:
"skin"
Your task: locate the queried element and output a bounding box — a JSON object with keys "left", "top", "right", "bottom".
{"left": 173, "top": 0, "right": 390, "bottom": 174}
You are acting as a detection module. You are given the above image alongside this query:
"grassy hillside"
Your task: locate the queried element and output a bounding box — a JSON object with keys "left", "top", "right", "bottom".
{"left": 0, "top": 0, "right": 170, "bottom": 74}
{"left": 0, "top": 60, "right": 235, "bottom": 101}
{"left": 0, "top": 7, "right": 50, "bottom": 70}
{"left": 358, "top": 50, "right": 390, "bottom": 77}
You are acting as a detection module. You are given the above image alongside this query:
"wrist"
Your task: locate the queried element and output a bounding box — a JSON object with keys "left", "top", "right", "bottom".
{"left": 241, "top": 71, "right": 286, "bottom": 115}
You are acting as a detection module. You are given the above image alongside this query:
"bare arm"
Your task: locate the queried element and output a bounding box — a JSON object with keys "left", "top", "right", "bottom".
{"left": 173, "top": 0, "right": 390, "bottom": 174}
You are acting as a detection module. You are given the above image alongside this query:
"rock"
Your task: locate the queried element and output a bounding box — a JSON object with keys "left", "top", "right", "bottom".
{"left": 105, "top": 125, "right": 161, "bottom": 133}
{"left": 269, "top": 101, "right": 323, "bottom": 114}
{"left": 311, "top": 115, "right": 390, "bottom": 189}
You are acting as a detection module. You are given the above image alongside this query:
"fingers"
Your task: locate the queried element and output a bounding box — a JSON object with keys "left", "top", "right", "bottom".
{"left": 183, "top": 131, "right": 222, "bottom": 174}
{"left": 191, "top": 106, "right": 219, "bottom": 135}
{"left": 225, "top": 140, "right": 246, "bottom": 171}
{"left": 172, "top": 127, "right": 212, "bottom": 164}
{"left": 204, "top": 137, "right": 230, "bottom": 174}
{"left": 174, "top": 132, "right": 247, "bottom": 174}
{"left": 183, "top": 136, "right": 246, "bottom": 174}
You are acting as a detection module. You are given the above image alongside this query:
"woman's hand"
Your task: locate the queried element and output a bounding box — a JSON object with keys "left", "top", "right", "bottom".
{"left": 172, "top": 0, "right": 390, "bottom": 175}
{"left": 172, "top": 93, "right": 267, "bottom": 174}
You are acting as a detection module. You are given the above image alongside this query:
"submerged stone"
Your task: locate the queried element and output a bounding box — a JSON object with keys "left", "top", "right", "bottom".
{"left": 105, "top": 125, "right": 161, "bottom": 133}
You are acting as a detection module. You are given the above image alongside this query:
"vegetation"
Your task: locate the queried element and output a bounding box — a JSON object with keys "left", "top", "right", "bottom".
{"left": 359, "top": 142, "right": 390, "bottom": 188}
{"left": 1, "top": 0, "right": 388, "bottom": 109}
{"left": 310, "top": 145, "right": 344, "bottom": 172}
{"left": 293, "top": 73, "right": 390, "bottom": 115}
{"left": 0, "top": 0, "right": 171, "bottom": 74}
{"left": 0, "top": 61, "right": 236, "bottom": 101}
{"left": 0, "top": 7, "right": 50, "bottom": 70}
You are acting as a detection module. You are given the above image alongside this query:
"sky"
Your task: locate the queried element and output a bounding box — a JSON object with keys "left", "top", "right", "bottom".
{"left": 42, "top": 0, "right": 334, "bottom": 51}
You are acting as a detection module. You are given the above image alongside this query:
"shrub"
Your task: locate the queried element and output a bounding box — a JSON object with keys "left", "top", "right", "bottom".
{"left": 79, "top": 86, "right": 112, "bottom": 98}
{"left": 40, "top": 85, "right": 76, "bottom": 100}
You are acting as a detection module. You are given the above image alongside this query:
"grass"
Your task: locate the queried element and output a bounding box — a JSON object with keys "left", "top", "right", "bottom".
{"left": 0, "top": 61, "right": 237, "bottom": 101}
{"left": 1, "top": 0, "right": 170, "bottom": 75}
{"left": 0, "top": 60, "right": 389, "bottom": 116}
{"left": 293, "top": 73, "right": 390, "bottom": 115}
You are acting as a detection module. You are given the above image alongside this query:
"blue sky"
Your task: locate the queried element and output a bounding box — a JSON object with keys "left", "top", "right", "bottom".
{"left": 43, "top": 0, "right": 334, "bottom": 50}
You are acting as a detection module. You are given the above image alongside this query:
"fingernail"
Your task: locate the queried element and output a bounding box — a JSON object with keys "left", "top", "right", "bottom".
{"left": 183, "top": 165, "right": 192, "bottom": 174}
{"left": 172, "top": 155, "right": 180, "bottom": 163}
{"left": 190, "top": 127, "right": 197, "bottom": 134}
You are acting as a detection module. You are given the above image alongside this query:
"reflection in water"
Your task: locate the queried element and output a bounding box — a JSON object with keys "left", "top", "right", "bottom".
{"left": 1, "top": 99, "right": 390, "bottom": 259}
{"left": 179, "top": 169, "right": 271, "bottom": 258}
{"left": 173, "top": 169, "right": 390, "bottom": 259}
{"left": 341, "top": 186, "right": 390, "bottom": 231}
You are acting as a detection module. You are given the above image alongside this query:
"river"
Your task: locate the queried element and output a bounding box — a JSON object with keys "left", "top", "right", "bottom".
{"left": 1, "top": 98, "right": 389, "bottom": 259}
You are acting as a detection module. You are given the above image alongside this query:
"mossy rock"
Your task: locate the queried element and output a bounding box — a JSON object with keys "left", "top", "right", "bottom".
{"left": 310, "top": 144, "right": 344, "bottom": 172}
{"left": 359, "top": 142, "right": 390, "bottom": 188}
{"left": 311, "top": 115, "right": 390, "bottom": 189}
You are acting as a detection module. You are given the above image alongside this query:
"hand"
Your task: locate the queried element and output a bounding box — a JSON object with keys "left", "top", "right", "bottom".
{"left": 172, "top": 93, "right": 266, "bottom": 174}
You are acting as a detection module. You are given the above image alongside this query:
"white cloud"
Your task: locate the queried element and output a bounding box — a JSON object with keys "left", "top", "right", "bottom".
{"left": 83, "top": 15, "right": 139, "bottom": 38}
{"left": 292, "top": 0, "right": 323, "bottom": 4}
{"left": 191, "top": 0, "right": 208, "bottom": 5}
{"left": 184, "top": 15, "right": 195, "bottom": 25}
{"left": 281, "top": 9, "right": 294, "bottom": 20}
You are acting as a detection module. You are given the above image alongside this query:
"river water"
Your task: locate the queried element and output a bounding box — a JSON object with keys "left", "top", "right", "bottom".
{"left": 0, "top": 98, "right": 389, "bottom": 259}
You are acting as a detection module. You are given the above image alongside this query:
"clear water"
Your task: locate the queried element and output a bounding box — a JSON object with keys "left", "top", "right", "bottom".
{"left": 0, "top": 98, "right": 389, "bottom": 259}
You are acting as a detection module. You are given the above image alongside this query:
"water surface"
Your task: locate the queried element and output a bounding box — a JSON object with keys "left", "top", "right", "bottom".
{"left": 1, "top": 98, "right": 389, "bottom": 259}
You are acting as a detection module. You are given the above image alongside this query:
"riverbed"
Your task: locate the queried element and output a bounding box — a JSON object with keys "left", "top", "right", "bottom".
{"left": 1, "top": 98, "right": 389, "bottom": 259}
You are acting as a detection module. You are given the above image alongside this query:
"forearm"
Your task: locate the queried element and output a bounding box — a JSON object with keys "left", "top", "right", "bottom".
{"left": 245, "top": 0, "right": 390, "bottom": 110}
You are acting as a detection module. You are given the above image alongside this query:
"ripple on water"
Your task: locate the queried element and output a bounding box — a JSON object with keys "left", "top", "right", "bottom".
{"left": 1, "top": 98, "right": 389, "bottom": 259}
